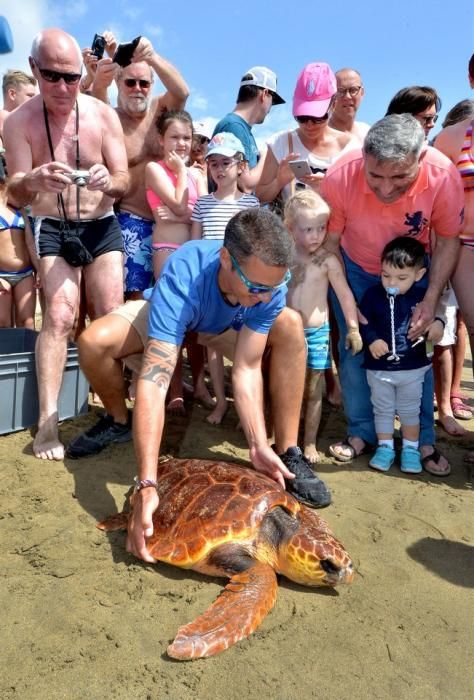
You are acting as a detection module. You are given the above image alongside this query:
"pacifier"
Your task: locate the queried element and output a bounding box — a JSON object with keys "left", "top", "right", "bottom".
{"left": 385, "top": 286, "right": 400, "bottom": 296}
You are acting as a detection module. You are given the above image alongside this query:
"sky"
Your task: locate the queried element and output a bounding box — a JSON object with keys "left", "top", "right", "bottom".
{"left": 1, "top": 1, "right": 473, "bottom": 144}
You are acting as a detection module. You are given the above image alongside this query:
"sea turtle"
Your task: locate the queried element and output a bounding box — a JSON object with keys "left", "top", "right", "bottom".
{"left": 98, "top": 458, "right": 354, "bottom": 660}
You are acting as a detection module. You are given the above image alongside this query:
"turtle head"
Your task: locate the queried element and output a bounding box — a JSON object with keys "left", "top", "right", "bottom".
{"left": 277, "top": 507, "right": 355, "bottom": 587}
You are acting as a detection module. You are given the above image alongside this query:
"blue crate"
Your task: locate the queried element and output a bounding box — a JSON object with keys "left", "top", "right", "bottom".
{"left": 0, "top": 328, "right": 89, "bottom": 434}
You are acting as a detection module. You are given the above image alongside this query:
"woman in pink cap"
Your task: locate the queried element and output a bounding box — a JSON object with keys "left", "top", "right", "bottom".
{"left": 257, "top": 62, "right": 357, "bottom": 204}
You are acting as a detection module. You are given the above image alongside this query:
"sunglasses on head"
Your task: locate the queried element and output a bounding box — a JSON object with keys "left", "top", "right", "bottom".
{"left": 35, "top": 63, "right": 82, "bottom": 85}
{"left": 228, "top": 252, "right": 291, "bottom": 295}
{"left": 296, "top": 114, "right": 329, "bottom": 125}
{"left": 123, "top": 78, "right": 151, "bottom": 89}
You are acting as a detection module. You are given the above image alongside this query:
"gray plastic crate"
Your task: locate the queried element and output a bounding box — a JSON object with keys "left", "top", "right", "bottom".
{"left": 0, "top": 328, "right": 89, "bottom": 434}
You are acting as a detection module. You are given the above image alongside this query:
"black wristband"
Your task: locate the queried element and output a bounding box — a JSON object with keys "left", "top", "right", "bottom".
{"left": 434, "top": 316, "right": 446, "bottom": 329}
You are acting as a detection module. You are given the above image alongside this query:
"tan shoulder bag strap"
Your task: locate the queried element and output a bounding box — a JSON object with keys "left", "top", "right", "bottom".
{"left": 287, "top": 131, "right": 295, "bottom": 197}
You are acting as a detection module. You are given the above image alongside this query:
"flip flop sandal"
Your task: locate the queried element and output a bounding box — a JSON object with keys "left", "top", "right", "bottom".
{"left": 329, "top": 438, "right": 372, "bottom": 463}
{"left": 420, "top": 448, "right": 451, "bottom": 477}
{"left": 450, "top": 395, "right": 473, "bottom": 420}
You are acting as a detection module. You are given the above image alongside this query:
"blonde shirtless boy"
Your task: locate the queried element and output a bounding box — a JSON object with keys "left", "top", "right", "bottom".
{"left": 284, "top": 190, "right": 362, "bottom": 462}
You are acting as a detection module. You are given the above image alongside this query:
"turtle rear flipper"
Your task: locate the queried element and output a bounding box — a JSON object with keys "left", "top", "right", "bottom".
{"left": 167, "top": 561, "right": 278, "bottom": 660}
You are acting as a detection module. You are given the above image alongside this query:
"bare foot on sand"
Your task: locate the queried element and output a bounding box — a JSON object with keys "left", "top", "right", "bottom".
{"left": 304, "top": 444, "right": 321, "bottom": 464}
{"left": 166, "top": 397, "right": 186, "bottom": 416}
{"left": 33, "top": 417, "right": 64, "bottom": 460}
{"left": 206, "top": 401, "right": 228, "bottom": 425}
{"left": 437, "top": 414, "right": 467, "bottom": 437}
{"left": 195, "top": 388, "right": 216, "bottom": 410}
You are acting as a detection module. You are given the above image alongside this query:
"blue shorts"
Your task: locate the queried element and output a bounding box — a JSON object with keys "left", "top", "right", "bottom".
{"left": 304, "top": 322, "right": 331, "bottom": 371}
{"left": 117, "top": 210, "right": 153, "bottom": 292}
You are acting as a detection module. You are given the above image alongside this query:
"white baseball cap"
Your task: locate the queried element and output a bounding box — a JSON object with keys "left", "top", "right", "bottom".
{"left": 240, "top": 66, "right": 285, "bottom": 105}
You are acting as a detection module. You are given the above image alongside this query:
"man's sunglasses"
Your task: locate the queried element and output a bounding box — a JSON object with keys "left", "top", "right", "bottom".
{"left": 34, "top": 62, "right": 82, "bottom": 85}
{"left": 229, "top": 252, "right": 291, "bottom": 295}
{"left": 419, "top": 113, "right": 438, "bottom": 126}
{"left": 123, "top": 78, "right": 151, "bottom": 89}
{"left": 296, "top": 114, "right": 329, "bottom": 125}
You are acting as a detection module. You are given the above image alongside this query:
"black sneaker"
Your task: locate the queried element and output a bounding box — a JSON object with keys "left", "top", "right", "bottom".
{"left": 66, "top": 412, "right": 133, "bottom": 459}
{"left": 277, "top": 446, "right": 332, "bottom": 508}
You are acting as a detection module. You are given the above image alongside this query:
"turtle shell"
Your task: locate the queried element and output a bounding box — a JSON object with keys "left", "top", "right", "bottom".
{"left": 146, "top": 458, "right": 301, "bottom": 567}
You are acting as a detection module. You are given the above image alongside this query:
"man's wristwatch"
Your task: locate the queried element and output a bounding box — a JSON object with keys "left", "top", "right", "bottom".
{"left": 133, "top": 477, "right": 158, "bottom": 494}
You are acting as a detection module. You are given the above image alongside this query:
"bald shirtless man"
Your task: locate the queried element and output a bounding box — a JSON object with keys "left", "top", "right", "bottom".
{"left": 92, "top": 37, "right": 189, "bottom": 297}
{"left": 4, "top": 28, "right": 129, "bottom": 461}
{"left": 329, "top": 68, "right": 370, "bottom": 144}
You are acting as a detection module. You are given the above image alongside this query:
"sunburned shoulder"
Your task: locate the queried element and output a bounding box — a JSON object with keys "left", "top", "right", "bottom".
{"left": 79, "top": 93, "right": 118, "bottom": 122}
{"left": 4, "top": 95, "right": 41, "bottom": 127}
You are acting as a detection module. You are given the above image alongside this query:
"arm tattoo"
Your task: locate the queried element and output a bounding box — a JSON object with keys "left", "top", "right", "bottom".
{"left": 140, "top": 340, "right": 180, "bottom": 389}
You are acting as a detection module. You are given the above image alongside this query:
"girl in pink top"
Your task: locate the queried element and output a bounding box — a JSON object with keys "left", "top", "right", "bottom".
{"left": 145, "top": 110, "right": 206, "bottom": 281}
{"left": 145, "top": 111, "right": 209, "bottom": 415}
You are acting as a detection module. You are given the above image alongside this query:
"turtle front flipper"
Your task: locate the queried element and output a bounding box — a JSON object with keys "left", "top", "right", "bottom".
{"left": 167, "top": 561, "right": 278, "bottom": 660}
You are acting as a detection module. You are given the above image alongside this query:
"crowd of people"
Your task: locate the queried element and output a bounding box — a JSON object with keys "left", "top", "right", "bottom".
{"left": 0, "top": 28, "right": 473, "bottom": 562}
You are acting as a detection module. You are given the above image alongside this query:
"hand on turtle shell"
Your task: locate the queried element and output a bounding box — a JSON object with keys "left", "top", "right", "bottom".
{"left": 126, "top": 488, "right": 159, "bottom": 563}
{"left": 249, "top": 444, "right": 294, "bottom": 489}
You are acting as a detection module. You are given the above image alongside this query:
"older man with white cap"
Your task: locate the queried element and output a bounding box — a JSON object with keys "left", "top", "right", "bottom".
{"left": 213, "top": 66, "right": 285, "bottom": 191}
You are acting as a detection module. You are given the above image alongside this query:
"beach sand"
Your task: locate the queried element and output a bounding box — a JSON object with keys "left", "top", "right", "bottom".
{"left": 0, "top": 367, "right": 473, "bottom": 700}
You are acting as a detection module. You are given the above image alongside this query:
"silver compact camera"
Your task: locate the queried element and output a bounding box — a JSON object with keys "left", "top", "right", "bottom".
{"left": 70, "top": 170, "right": 90, "bottom": 187}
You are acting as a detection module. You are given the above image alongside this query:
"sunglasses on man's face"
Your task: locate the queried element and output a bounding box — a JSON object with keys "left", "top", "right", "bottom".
{"left": 35, "top": 63, "right": 82, "bottom": 85}
{"left": 228, "top": 252, "right": 291, "bottom": 295}
{"left": 123, "top": 78, "right": 151, "bottom": 89}
{"left": 296, "top": 114, "right": 329, "bottom": 125}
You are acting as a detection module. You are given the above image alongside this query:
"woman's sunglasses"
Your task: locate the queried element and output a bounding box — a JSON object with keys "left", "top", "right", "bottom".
{"left": 228, "top": 252, "right": 291, "bottom": 295}
{"left": 296, "top": 114, "right": 329, "bottom": 125}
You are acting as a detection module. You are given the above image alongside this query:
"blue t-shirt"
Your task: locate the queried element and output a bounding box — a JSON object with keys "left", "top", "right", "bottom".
{"left": 144, "top": 240, "right": 286, "bottom": 345}
{"left": 212, "top": 113, "right": 259, "bottom": 169}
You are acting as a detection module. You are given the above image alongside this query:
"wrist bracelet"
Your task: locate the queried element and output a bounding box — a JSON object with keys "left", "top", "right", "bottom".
{"left": 434, "top": 316, "right": 446, "bottom": 329}
{"left": 133, "top": 477, "right": 158, "bottom": 494}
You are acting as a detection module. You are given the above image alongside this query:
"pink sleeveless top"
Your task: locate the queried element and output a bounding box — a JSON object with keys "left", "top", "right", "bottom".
{"left": 146, "top": 161, "right": 198, "bottom": 212}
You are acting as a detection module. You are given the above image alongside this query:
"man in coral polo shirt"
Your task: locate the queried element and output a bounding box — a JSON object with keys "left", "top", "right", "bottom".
{"left": 321, "top": 114, "right": 464, "bottom": 476}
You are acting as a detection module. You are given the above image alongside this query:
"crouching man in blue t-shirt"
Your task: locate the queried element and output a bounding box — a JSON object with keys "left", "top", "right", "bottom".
{"left": 67, "top": 208, "right": 331, "bottom": 561}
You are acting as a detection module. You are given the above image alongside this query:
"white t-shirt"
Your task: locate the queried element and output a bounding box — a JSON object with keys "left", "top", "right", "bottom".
{"left": 266, "top": 128, "right": 359, "bottom": 200}
{"left": 191, "top": 193, "right": 260, "bottom": 240}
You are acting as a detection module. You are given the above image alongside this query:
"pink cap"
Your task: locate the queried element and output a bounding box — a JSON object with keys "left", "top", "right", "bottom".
{"left": 292, "top": 62, "right": 337, "bottom": 118}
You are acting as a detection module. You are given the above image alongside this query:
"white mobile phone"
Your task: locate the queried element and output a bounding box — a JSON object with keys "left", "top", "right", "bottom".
{"left": 289, "top": 159, "right": 312, "bottom": 178}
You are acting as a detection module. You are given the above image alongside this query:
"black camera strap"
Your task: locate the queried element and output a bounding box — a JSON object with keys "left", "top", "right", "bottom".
{"left": 43, "top": 100, "right": 81, "bottom": 234}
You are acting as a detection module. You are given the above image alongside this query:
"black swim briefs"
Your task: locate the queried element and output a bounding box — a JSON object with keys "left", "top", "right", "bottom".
{"left": 34, "top": 214, "right": 124, "bottom": 259}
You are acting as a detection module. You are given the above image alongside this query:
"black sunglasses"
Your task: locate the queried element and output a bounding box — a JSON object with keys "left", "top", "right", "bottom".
{"left": 193, "top": 135, "right": 210, "bottom": 145}
{"left": 123, "top": 78, "right": 151, "bottom": 89}
{"left": 296, "top": 114, "right": 329, "bottom": 125}
{"left": 34, "top": 62, "right": 82, "bottom": 85}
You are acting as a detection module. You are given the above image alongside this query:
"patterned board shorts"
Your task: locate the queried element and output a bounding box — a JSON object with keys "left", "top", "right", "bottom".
{"left": 117, "top": 210, "right": 154, "bottom": 292}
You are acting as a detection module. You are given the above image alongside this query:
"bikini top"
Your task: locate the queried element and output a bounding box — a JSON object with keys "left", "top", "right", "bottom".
{"left": 0, "top": 207, "right": 25, "bottom": 232}
{"left": 455, "top": 121, "right": 474, "bottom": 191}
{"left": 146, "top": 161, "right": 198, "bottom": 212}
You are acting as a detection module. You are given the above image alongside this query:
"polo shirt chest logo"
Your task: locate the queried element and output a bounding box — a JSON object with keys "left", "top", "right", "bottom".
{"left": 403, "top": 211, "right": 428, "bottom": 236}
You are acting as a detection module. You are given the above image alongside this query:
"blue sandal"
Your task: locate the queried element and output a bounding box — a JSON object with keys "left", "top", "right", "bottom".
{"left": 400, "top": 446, "right": 422, "bottom": 474}
{"left": 369, "top": 445, "right": 395, "bottom": 472}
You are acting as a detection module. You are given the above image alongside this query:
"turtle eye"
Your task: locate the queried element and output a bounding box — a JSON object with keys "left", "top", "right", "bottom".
{"left": 321, "top": 559, "right": 340, "bottom": 575}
